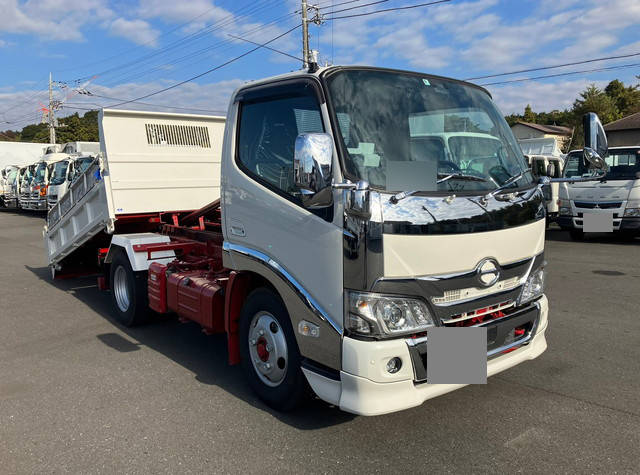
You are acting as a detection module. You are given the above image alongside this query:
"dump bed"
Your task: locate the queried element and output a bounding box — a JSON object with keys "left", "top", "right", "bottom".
{"left": 44, "top": 109, "right": 225, "bottom": 267}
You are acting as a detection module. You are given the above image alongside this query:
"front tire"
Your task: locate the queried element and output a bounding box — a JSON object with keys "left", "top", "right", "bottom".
{"left": 239, "top": 288, "right": 306, "bottom": 412}
{"left": 109, "top": 251, "right": 148, "bottom": 326}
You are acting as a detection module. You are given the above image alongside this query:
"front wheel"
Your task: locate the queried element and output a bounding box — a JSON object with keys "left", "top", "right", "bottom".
{"left": 239, "top": 288, "right": 307, "bottom": 411}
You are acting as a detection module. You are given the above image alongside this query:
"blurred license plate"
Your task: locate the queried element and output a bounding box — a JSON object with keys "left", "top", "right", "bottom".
{"left": 583, "top": 212, "right": 613, "bottom": 232}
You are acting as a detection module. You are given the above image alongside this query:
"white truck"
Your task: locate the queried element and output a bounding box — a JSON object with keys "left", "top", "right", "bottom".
{"left": 0, "top": 165, "right": 20, "bottom": 208}
{"left": 558, "top": 146, "right": 640, "bottom": 239}
{"left": 524, "top": 154, "right": 565, "bottom": 224}
{"left": 44, "top": 142, "right": 100, "bottom": 210}
{"left": 44, "top": 66, "right": 607, "bottom": 415}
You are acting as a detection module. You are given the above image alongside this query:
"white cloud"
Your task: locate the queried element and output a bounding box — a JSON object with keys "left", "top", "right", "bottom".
{"left": 109, "top": 18, "right": 159, "bottom": 46}
{"left": 0, "top": 78, "right": 249, "bottom": 129}
{"left": 0, "top": 0, "right": 113, "bottom": 41}
{"left": 488, "top": 78, "right": 609, "bottom": 115}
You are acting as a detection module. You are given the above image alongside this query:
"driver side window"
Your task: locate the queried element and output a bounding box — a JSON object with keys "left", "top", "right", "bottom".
{"left": 237, "top": 92, "right": 324, "bottom": 196}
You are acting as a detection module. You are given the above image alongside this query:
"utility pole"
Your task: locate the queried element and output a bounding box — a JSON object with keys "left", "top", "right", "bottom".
{"left": 301, "top": 0, "right": 310, "bottom": 69}
{"left": 48, "top": 72, "right": 56, "bottom": 144}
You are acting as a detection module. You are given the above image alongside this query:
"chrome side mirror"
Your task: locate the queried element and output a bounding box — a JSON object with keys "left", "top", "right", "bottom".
{"left": 583, "top": 112, "right": 608, "bottom": 171}
{"left": 293, "top": 133, "right": 334, "bottom": 208}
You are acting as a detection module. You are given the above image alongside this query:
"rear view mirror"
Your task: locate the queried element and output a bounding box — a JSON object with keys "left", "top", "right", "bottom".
{"left": 293, "top": 133, "right": 334, "bottom": 209}
{"left": 582, "top": 113, "right": 608, "bottom": 171}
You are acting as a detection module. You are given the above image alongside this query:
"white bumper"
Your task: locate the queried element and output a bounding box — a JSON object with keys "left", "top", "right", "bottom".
{"left": 303, "top": 295, "right": 548, "bottom": 416}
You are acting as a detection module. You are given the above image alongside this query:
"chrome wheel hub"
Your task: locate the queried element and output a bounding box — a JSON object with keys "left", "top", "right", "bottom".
{"left": 248, "top": 312, "right": 288, "bottom": 387}
{"left": 113, "top": 266, "right": 130, "bottom": 313}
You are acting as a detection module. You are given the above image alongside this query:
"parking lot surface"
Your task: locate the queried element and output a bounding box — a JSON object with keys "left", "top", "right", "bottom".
{"left": 1, "top": 210, "right": 639, "bottom": 474}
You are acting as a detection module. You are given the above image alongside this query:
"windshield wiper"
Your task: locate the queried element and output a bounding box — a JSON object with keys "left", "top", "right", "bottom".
{"left": 390, "top": 174, "right": 489, "bottom": 204}
{"left": 389, "top": 190, "right": 418, "bottom": 204}
{"left": 484, "top": 171, "right": 524, "bottom": 201}
{"left": 437, "top": 173, "right": 488, "bottom": 184}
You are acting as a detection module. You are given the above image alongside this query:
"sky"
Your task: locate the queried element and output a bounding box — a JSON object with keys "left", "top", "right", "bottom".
{"left": 0, "top": 0, "right": 639, "bottom": 129}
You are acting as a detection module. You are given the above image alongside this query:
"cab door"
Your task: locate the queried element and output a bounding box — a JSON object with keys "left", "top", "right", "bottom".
{"left": 222, "top": 79, "right": 344, "bottom": 333}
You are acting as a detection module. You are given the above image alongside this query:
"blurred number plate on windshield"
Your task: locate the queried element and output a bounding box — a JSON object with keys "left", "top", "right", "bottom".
{"left": 583, "top": 212, "right": 613, "bottom": 232}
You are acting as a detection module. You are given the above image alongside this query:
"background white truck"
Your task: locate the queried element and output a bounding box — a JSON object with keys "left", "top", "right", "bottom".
{"left": 0, "top": 141, "right": 53, "bottom": 208}
{"left": 558, "top": 146, "right": 640, "bottom": 239}
{"left": 44, "top": 66, "right": 607, "bottom": 415}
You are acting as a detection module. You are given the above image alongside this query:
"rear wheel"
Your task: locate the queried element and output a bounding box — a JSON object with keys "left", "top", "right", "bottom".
{"left": 239, "top": 288, "right": 306, "bottom": 411}
{"left": 109, "top": 251, "right": 148, "bottom": 326}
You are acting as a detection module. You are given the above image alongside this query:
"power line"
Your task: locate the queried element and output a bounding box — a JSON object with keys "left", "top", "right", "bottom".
{"left": 325, "top": 0, "right": 389, "bottom": 15}
{"left": 74, "top": 0, "right": 283, "bottom": 84}
{"left": 324, "top": 0, "right": 451, "bottom": 20}
{"left": 101, "top": 24, "right": 302, "bottom": 109}
{"left": 99, "top": 12, "right": 298, "bottom": 88}
{"left": 318, "top": 0, "right": 368, "bottom": 9}
{"left": 228, "top": 34, "right": 304, "bottom": 62}
{"left": 54, "top": 2, "right": 238, "bottom": 74}
{"left": 466, "top": 51, "right": 640, "bottom": 81}
{"left": 68, "top": 94, "right": 227, "bottom": 114}
{"left": 480, "top": 62, "right": 640, "bottom": 86}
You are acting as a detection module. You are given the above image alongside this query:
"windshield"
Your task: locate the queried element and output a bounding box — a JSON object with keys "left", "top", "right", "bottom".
{"left": 49, "top": 161, "right": 70, "bottom": 185}
{"left": 73, "top": 157, "right": 94, "bottom": 180}
{"left": 23, "top": 166, "right": 34, "bottom": 185}
{"left": 565, "top": 149, "right": 640, "bottom": 180}
{"left": 325, "top": 69, "right": 532, "bottom": 193}
{"left": 33, "top": 162, "right": 47, "bottom": 184}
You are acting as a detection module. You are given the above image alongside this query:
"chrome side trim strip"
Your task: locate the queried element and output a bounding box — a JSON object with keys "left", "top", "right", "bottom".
{"left": 223, "top": 241, "right": 342, "bottom": 334}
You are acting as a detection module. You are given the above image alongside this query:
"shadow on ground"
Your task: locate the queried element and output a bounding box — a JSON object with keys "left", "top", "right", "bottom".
{"left": 545, "top": 225, "right": 639, "bottom": 245}
{"left": 25, "top": 264, "right": 356, "bottom": 430}
{"left": 0, "top": 208, "right": 47, "bottom": 220}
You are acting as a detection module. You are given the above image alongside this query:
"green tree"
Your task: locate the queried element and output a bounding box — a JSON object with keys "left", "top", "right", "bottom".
{"left": 523, "top": 104, "right": 536, "bottom": 123}
{"left": 19, "top": 123, "right": 49, "bottom": 142}
{"left": 604, "top": 79, "right": 640, "bottom": 116}
{"left": 569, "top": 84, "right": 620, "bottom": 148}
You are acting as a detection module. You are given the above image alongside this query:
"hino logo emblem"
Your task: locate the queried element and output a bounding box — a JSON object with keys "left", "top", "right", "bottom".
{"left": 476, "top": 258, "right": 500, "bottom": 287}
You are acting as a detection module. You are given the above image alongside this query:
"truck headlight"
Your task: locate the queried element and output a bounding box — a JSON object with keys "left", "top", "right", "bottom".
{"left": 519, "top": 267, "right": 545, "bottom": 304}
{"left": 624, "top": 200, "right": 640, "bottom": 217}
{"left": 346, "top": 291, "right": 435, "bottom": 337}
{"left": 558, "top": 199, "right": 571, "bottom": 216}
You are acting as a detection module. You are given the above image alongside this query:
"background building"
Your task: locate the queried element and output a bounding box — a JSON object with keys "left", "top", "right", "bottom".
{"left": 604, "top": 112, "right": 640, "bottom": 147}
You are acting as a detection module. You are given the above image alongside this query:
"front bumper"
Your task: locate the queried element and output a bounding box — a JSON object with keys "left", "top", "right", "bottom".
{"left": 620, "top": 217, "right": 640, "bottom": 231}
{"left": 31, "top": 199, "right": 47, "bottom": 211}
{"left": 559, "top": 215, "right": 640, "bottom": 232}
{"left": 303, "top": 296, "right": 548, "bottom": 416}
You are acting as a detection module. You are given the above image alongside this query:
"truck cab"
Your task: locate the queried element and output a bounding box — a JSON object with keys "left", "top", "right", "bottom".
{"left": 0, "top": 165, "right": 19, "bottom": 208}
{"left": 46, "top": 154, "right": 97, "bottom": 210}
{"left": 29, "top": 153, "right": 70, "bottom": 211}
{"left": 558, "top": 146, "right": 640, "bottom": 239}
{"left": 525, "top": 154, "right": 565, "bottom": 223}
{"left": 219, "top": 66, "right": 549, "bottom": 414}
{"left": 19, "top": 164, "right": 35, "bottom": 209}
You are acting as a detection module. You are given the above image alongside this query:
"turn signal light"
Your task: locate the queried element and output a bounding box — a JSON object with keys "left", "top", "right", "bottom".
{"left": 40, "top": 185, "right": 48, "bottom": 196}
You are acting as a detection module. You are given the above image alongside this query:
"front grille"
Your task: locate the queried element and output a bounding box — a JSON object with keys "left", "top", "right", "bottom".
{"left": 574, "top": 201, "right": 622, "bottom": 209}
{"left": 441, "top": 300, "right": 515, "bottom": 326}
{"left": 432, "top": 277, "right": 520, "bottom": 305}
